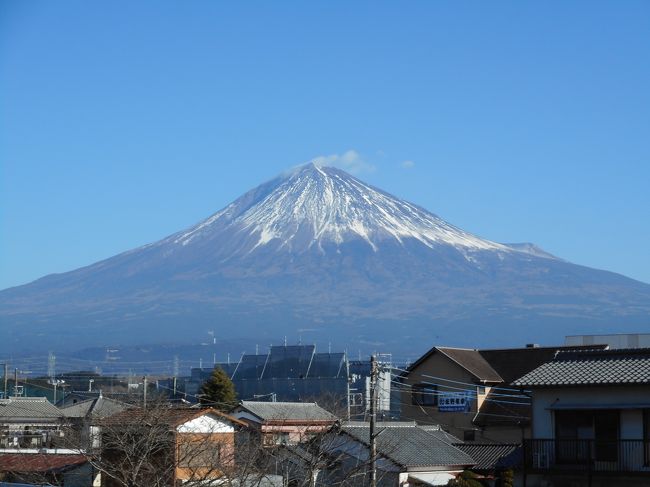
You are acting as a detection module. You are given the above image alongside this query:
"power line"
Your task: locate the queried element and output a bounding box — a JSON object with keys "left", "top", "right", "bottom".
{"left": 390, "top": 379, "right": 530, "bottom": 407}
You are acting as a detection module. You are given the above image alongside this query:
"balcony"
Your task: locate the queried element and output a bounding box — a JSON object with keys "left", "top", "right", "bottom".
{"left": 524, "top": 439, "right": 650, "bottom": 475}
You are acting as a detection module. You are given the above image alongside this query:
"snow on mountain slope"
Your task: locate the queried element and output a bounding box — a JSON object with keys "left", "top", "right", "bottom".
{"left": 166, "top": 163, "right": 508, "bottom": 256}
{"left": 2, "top": 162, "right": 649, "bottom": 355}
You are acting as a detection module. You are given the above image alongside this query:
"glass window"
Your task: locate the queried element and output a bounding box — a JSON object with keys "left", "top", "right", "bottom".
{"left": 411, "top": 383, "right": 437, "bottom": 406}
{"left": 555, "top": 410, "right": 619, "bottom": 463}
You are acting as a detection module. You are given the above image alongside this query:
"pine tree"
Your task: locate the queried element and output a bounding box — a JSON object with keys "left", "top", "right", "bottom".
{"left": 199, "top": 366, "right": 238, "bottom": 411}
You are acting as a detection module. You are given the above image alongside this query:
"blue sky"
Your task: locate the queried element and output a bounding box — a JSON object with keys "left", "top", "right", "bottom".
{"left": 1, "top": 1, "right": 649, "bottom": 289}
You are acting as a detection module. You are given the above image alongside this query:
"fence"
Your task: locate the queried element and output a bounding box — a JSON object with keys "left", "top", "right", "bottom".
{"left": 524, "top": 439, "right": 650, "bottom": 474}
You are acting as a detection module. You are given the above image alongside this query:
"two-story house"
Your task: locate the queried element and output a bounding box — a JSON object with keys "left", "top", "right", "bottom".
{"left": 232, "top": 401, "right": 338, "bottom": 447}
{"left": 514, "top": 347, "right": 650, "bottom": 487}
{"left": 400, "top": 344, "right": 605, "bottom": 443}
{"left": 100, "top": 406, "right": 246, "bottom": 486}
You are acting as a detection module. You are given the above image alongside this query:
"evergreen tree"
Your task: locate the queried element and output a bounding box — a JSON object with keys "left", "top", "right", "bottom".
{"left": 198, "top": 366, "right": 238, "bottom": 411}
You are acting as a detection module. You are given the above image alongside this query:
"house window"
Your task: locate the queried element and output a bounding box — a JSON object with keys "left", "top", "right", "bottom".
{"left": 555, "top": 410, "right": 619, "bottom": 463}
{"left": 411, "top": 383, "right": 437, "bottom": 407}
{"left": 264, "top": 432, "right": 290, "bottom": 446}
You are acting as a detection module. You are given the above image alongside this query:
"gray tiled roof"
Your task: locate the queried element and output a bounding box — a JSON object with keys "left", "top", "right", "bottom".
{"left": 61, "top": 396, "right": 128, "bottom": 419}
{"left": 453, "top": 443, "right": 522, "bottom": 470}
{"left": 0, "top": 397, "right": 63, "bottom": 421}
{"left": 418, "top": 424, "right": 463, "bottom": 443}
{"left": 239, "top": 401, "right": 338, "bottom": 422}
{"left": 513, "top": 348, "right": 650, "bottom": 387}
{"left": 341, "top": 422, "right": 475, "bottom": 468}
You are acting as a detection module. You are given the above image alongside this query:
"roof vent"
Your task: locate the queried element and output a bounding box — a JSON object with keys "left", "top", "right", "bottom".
{"left": 526, "top": 343, "right": 540, "bottom": 348}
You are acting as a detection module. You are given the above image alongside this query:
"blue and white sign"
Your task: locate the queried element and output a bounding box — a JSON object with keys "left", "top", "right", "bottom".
{"left": 438, "top": 392, "right": 473, "bottom": 412}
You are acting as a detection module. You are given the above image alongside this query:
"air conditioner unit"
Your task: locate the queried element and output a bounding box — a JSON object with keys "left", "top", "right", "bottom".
{"left": 534, "top": 452, "right": 550, "bottom": 469}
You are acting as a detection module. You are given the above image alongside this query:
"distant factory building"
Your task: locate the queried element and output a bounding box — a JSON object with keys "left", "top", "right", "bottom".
{"left": 187, "top": 345, "right": 399, "bottom": 419}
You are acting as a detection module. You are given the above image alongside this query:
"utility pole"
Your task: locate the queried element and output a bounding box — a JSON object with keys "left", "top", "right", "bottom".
{"left": 369, "top": 354, "right": 378, "bottom": 487}
{"left": 14, "top": 368, "right": 18, "bottom": 396}
{"left": 346, "top": 355, "right": 351, "bottom": 421}
{"left": 143, "top": 376, "right": 148, "bottom": 408}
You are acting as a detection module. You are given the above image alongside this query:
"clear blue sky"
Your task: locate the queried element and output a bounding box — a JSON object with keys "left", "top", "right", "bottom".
{"left": 1, "top": 1, "right": 649, "bottom": 290}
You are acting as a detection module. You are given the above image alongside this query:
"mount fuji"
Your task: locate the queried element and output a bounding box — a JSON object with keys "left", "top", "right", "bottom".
{"left": 2, "top": 163, "right": 649, "bottom": 355}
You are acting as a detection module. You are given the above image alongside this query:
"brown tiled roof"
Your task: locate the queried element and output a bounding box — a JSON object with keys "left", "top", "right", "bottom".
{"left": 0, "top": 453, "right": 87, "bottom": 472}
{"left": 103, "top": 407, "right": 246, "bottom": 428}
{"left": 436, "top": 348, "right": 503, "bottom": 382}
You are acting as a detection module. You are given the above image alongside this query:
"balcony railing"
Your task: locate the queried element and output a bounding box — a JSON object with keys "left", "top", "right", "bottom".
{"left": 524, "top": 439, "right": 650, "bottom": 474}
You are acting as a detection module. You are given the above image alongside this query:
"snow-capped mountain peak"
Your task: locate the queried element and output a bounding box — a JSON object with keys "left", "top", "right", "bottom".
{"left": 171, "top": 163, "right": 508, "bottom": 255}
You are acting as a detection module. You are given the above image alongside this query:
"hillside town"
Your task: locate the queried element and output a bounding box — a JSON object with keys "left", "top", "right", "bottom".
{"left": 1, "top": 333, "right": 648, "bottom": 487}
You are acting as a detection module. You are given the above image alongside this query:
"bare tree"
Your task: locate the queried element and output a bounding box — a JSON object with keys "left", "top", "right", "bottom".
{"left": 66, "top": 401, "right": 279, "bottom": 487}
{"left": 0, "top": 399, "right": 411, "bottom": 487}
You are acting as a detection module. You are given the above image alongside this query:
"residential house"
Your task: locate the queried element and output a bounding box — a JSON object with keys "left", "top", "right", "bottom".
{"left": 56, "top": 390, "right": 136, "bottom": 408}
{"left": 232, "top": 401, "right": 338, "bottom": 446}
{"left": 100, "top": 407, "right": 246, "bottom": 486}
{"left": 0, "top": 397, "right": 93, "bottom": 486}
{"left": 514, "top": 347, "right": 650, "bottom": 486}
{"left": 453, "top": 443, "right": 522, "bottom": 484}
{"left": 0, "top": 397, "right": 66, "bottom": 450}
{"left": 0, "top": 454, "right": 91, "bottom": 486}
{"left": 61, "top": 394, "right": 129, "bottom": 450}
{"left": 321, "top": 421, "right": 476, "bottom": 486}
{"left": 400, "top": 344, "right": 606, "bottom": 443}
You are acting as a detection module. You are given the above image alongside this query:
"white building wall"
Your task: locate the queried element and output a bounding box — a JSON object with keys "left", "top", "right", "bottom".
{"left": 531, "top": 386, "right": 650, "bottom": 439}
{"left": 177, "top": 414, "right": 235, "bottom": 433}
